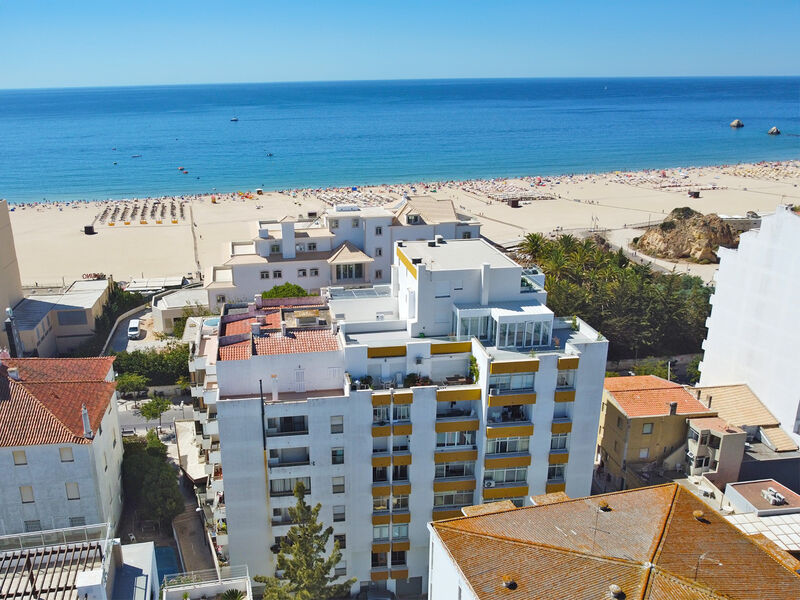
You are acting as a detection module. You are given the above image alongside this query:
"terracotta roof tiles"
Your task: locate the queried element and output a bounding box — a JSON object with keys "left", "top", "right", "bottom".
{"left": 605, "top": 376, "right": 712, "bottom": 418}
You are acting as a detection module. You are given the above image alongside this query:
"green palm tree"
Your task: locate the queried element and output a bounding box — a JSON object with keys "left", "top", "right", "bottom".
{"left": 220, "top": 590, "right": 245, "bottom": 600}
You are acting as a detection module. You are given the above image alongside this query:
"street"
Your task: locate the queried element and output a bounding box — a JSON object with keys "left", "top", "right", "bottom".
{"left": 117, "top": 397, "right": 195, "bottom": 434}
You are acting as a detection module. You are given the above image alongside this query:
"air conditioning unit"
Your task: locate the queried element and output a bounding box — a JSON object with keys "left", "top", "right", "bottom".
{"left": 484, "top": 480, "right": 496, "bottom": 488}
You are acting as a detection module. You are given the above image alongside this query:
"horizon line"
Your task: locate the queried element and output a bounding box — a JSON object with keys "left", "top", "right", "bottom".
{"left": 2, "top": 74, "right": 799, "bottom": 93}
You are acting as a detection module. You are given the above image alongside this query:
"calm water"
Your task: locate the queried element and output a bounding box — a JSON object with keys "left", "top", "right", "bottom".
{"left": 0, "top": 78, "right": 798, "bottom": 203}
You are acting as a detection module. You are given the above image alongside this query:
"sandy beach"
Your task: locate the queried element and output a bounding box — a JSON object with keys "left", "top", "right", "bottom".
{"left": 8, "top": 160, "right": 800, "bottom": 286}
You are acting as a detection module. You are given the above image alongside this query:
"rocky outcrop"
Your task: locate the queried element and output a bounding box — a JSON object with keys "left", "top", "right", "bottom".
{"left": 730, "top": 119, "right": 744, "bottom": 128}
{"left": 768, "top": 126, "right": 781, "bottom": 135}
{"left": 633, "top": 207, "right": 737, "bottom": 263}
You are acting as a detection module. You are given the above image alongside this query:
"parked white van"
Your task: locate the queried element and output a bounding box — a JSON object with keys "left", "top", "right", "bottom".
{"left": 127, "top": 319, "right": 141, "bottom": 340}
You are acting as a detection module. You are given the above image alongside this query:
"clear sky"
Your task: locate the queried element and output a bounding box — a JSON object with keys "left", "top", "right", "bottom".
{"left": 2, "top": 0, "right": 799, "bottom": 89}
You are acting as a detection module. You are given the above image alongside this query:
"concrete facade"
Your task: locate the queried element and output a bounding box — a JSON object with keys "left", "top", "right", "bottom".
{"left": 0, "top": 200, "right": 24, "bottom": 351}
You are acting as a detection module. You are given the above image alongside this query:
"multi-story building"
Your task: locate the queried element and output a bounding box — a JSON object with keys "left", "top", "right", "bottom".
{"left": 596, "top": 375, "right": 714, "bottom": 491}
{"left": 0, "top": 199, "right": 24, "bottom": 351}
{"left": 0, "top": 356, "right": 124, "bottom": 535}
{"left": 426, "top": 483, "right": 800, "bottom": 599}
{"left": 700, "top": 204, "right": 800, "bottom": 443}
{"left": 204, "top": 197, "right": 481, "bottom": 311}
{"left": 188, "top": 237, "right": 607, "bottom": 595}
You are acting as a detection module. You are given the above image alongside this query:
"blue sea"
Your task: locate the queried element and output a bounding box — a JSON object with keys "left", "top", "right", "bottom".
{"left": 0, "top": 78, "right": 798, "bottom": 203}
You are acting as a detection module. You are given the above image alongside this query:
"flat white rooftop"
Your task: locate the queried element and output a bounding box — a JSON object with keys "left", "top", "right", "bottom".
{"left": 400, "top": 238, "right": 518, "bottom": 271}
{"left": 157, "top": 288, "right": 209, "bottom": 310}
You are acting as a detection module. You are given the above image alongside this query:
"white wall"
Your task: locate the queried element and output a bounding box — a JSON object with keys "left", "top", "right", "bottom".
{"left": 0, "top": 200, "right": 23, "bottom": 351}
{"left": 427, "top": 528, "right": 477, "bottom": 600}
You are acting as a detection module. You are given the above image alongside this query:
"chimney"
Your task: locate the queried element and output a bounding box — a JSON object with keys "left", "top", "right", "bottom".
{"left": 669, "top": 401, "right": 678, "bottom": 416}
{"left": 81, "top": 404, "right": 94, "bottom": 439}
{"left": 251, "top": 322, "right": 261, "bottom": 337}
{"left": 7, "top": 366, "right": 20, "bottom": 381}
{"left": 707, "top": 395, "right": 712, "bottom": 409}
{"left": 281, "top": 322, "right": 287, "bottom": 336}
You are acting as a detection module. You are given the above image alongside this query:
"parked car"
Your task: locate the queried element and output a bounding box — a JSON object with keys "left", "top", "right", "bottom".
{"left": 127, "top": 319, "right": 141, "bottom": 340}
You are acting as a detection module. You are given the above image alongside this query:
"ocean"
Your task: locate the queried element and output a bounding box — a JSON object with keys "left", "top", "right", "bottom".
{"left": 0, "top": 77, "right": 798, "bottom": 203}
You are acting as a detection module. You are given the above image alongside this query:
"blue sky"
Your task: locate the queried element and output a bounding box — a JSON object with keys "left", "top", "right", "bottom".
{"left": 2, "top": 1, "right": 799, "bottom": 88}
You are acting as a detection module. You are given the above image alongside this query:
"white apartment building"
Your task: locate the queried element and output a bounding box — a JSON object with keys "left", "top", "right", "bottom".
{"left": 0, "top": 199, "right": 24, "bottom": 352}
{"left": 188, "top": 237, "right": 607, "bottom": 596}
{"left": 699, "top": 205, "right": 800, "bottom": 443}
{"left": 0, "top": 357, "right": 124, "bottom": 535}
{"left": 204, "top": 197, "right": 481, "bottom": 311}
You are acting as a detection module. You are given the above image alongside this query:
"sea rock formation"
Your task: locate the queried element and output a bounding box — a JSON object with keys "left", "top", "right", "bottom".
{"left": 730, "top": 119, "right": 744, "bottom": 128}
{"left": 633, "top": 207, "right": 737, "bottom": 263}
{"left": 768, "top": 126, "right": 781, "bottom": 135}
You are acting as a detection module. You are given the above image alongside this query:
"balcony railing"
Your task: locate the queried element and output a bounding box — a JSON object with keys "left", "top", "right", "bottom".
{"left": 266, "top": 427, "right": 309, "bottom": 437}
{"left": 269, "top": 459, "right": 311, "bottom": 468}
{"left": 436, "top": 408, "right": 473, "bottom": 419}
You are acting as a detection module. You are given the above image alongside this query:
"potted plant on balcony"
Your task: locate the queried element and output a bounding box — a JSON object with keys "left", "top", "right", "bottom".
{"left": 468, "top": 355, "right": 479, "bottom": 384}
{"left": 220, "top": 590, "right": 245, "bottom": 600}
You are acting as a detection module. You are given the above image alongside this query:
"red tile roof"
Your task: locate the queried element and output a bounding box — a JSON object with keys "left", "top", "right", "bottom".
{"left": 0, "top": 358, "right": 116, "bottom": 447}
{"left": 253, "top": 328, "right": 339, "bottom": 356}
{"left": 432, "top": 484, "right": 800, "bottom": 599}
{"left": 218, "top": 340, "right": 252, "bottom": 362}
{"left": 605, "top": 375, "right": 712, "bottom": 418}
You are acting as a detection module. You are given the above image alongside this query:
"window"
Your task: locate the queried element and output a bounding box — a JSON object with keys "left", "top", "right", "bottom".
{"left": 308, "top": 243, "right": 317, "bottom": 252}
{"left": 550, "top": 433, "right": 568, "bottom": 451}
{"left": 13, "top": 450, "right": 27, "bottom": 465}
{"left": 113, "top": 430, "right": 117, "bottom": 448}
{"left": 331, "top": 447, "right": 344, "bottom": 465}
{"left": 392, "top": 465, "right": 409, "bottom": 481}
{"left": 334, "top": 534, "right": 346, "bottom": 549}
{"left": 297, "top": 269, "right": 307, "bottom": 277}
{"left": 617, "top": 416, "right": 624, "bottom": 429}
{"left": 69, "top": 516, "right": 86, "bottom": 527}
{"left": 391, "top": 550, "right": 406, "bottom": 566}
{"left": 330, "top": 416, "right": 344, "bottom": 434}
{"left": 373, "top": 467, "right": 389, "bottom": 483}
{"left": 335, "top": 560, "right": 347, "bottom": 577}
{"left": 273, "top": 270, "right": 282, "bottom": 279}
{"left": 375, "top": 226, "right": 383, "bottom": 235}
{"left": 335, "top": 263, "right": 364, "bottom": 280}
{"left": 434, "top": 490, "right": 473, "bottom": 507}
{"left": 547, "top": 464, "right": 566, "bottom": 481}
{"left": 556, "top": 370, "right": 575, "bottom": 388}
{"left": 489, "top": 373, "right": 535, "bottom": 393}
{"left": 332, "top": 476, "right": 345, "bottom": 494}
{"left": 372, "top": 552, "right": 388, "bottom": 567}
{"left": 24, "top": 520, "right": 41, "bottom": 533}
{"left": 20, "top": 486, "right": 34, "bottom": 504}
{"left": 310, "top": 267, "right": 319, "bottom": 277}
{"left": 295, "top": 243, "right": 305, "bottom": 253}
{"left": 484, "top": 467, "right": 527, "bottom": 484}
{"left": 375, "top": 269, "right": 383, "bottom": 280}
{"left": 699, "top": 432, "right": 710, "bottom": 446}
{"left": 392, "top": 524, "right": 408, "bottom": 539}
{"left": 373, "top": 496, "right": 390, "bottom": 511}
{"left": 435, "top": 462, "right": 475, "bottom": 479}
{"left": 688, "top": 428, "right": 700, "bottom": 442}
{"left": 392, "top": 405, "right": 410, "bottom": 421}
{"left": 330, "top": 219, "right": 339, "bottom": 229}
{"left": 333, "top": 505, "right": 346, "bottom": 522}
{"left": 260, "top": 271, "right": 270, "bottom": 279}
{"left": 486, "top": 437, "right": 529, "bottom": 454}
{"left": 392, "top": 495, "right": 409, "bottom": 510}
{"left": 352, "top": 218, "right": 360, "bottom": 227}
{"left": 462, "top": 232, "right": 472, "bottom": 239}
{"left": 436, "top": 431, "right": 475, "bottom": 448}
{"left": 375, "top": 247, "right": 383, "bottom": 257}
{"left": 694, "top": 456, "right": 710, "bottom": 468}
{"left": 66, "top": 482, "right": 80, "bottom": 500}
{"left": 373, "top": 406, "right": 390, "bottom": 423}
{"left": 270, "top": 243, "right": 281, "bottom": 253}
{"left": 216, "top": 294, "right": 226, "bottom": 304}
{"left": 270, "top": 477, "right": 311, "bottom": 497}
{"left": 60, "top": 447, "right": 74, "bottom": 462}
{"left": 639, "top": 447, "right": 650, "bottom": 459}
{"left": 642, "top": 423, "right": 654, "bottom": 435}
{"left": 373, "top": 525, "right": 390, "bottom": 540}
{"left": 709, "top": 434, "right": 721, "bottom": 450}
{"left": 392, "top": 435, "right": 410, "bottom": 452}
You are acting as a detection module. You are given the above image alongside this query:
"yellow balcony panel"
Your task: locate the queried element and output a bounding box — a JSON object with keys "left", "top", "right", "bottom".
{"left": 393, "top": 390, "right": 413, "bottom": 404}
{"left": 433, "top": 478, "right": 476, "bottom": 492}
{"left": 487, "top": 392, "right": 536, "bottom": 407}
{"left": 393, "top": 423, "right": 413, "bottom": 436}
{"left": 396, "top": 247, "right": 417, "bottom": 279}
{"left": 432, "top": 508, "right": 464, "bottom": 521}
{"left": 368, "top": 346, "right": 407, "bottom": 359}
{"left": 558, "top": 356, "right": 580, "bottom": 370}
{"left": 484, "top": 453, "right": 531, "bottom": 469}
{"left": 372, "top": 513, "right": 391, "bottom": 525}
{"left": 549, "top": 451, "right": 569, "bottom": 465}
{"left": 489, "top": 360, "right": 539, "bottom": 375}
{"left": 434, "top": 449, "right": 478, "bottom": 463}
{"left": 430, "top": 341, "right": 472, "bottom": 355}
{"left": 390, "top": 568, "right": 409, "bottom": 580}
{"left": 391, "top": 541, "right": 410, "bottom": 552}
{"left": 436, "top": 387, "right": 482, "bottom": 402}
{"left": 546, "top": 482, "right": 566, "bottom": 494}
{"left": 371, "top": 567, "right": 390, "bottom": 581}
{"left": 486, "top": 423, "right": 534, "bottom": 439}
{"left": 392, "top": 483, "right": 412, "bottom": 495}
{"left": 483, "top": 484, "right": 528, "bottom": 500}
{"left": 392, "top": 511, "right": 411, "bottom": 524}
{"left": 551, "top": 420, "right": 573, "bottom": 434}
{"left": 392, "top": 452, "right": 412, "bottom": 466}
{"left": 372, "top": 542, "right": 391, "bottom": 553}
{"left": 371, "top": 392, "right": 391, "bottom": 407}
{"left": 554, "top": 390, "right": 576, "bottom": 403}
{"left": 372, "top": 484, "right": 391, "bottom": 497}
{"left": 435, "top": 418, "right": 479, "bottom": 433}
{"left": 372, "top": 453, "right": 391, "bottom": 468}
{"left": 372, "top": 425, "right": 391, "bottom": 438}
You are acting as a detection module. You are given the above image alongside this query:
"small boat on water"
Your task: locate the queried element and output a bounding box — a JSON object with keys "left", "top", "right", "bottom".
{"left": 131, "top": 154, "right": 142, "bottom": 158}
{"left": 230, "top": 117, "right": 239, "bottom": 122}
{"left": 266, "top": 153, "right": 274, "bottom": 157}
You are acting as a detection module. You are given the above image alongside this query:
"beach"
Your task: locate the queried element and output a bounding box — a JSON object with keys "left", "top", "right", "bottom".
{"left": 8, "top": 160, "right": 800, "bottom": 286}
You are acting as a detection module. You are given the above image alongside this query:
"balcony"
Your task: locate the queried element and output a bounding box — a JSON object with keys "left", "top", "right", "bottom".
{"left": 435, "top": 408, "right": 479, "bottom": 433}
{"left": 482, "top": 481, "right": 528, "bottom": 500}
{"left": 436, "top": 386, "right": 482, "bottom": 403}
{"left": 433, "top": 477, "right": 476, "bottom": 492}
{"left": 432, "top": 507, "right": 469, "bottom": 521}
{"left": 269, "top": 458, "right": 311, "bottom": 469}
{"left": 486, "top": 420, "right": 534, "bottom": 439}
{"left": 266, "top": 426, "right": 309, "bottom": 437}
{"left": 484, "top": 452, "right": 531, "bottom": 469}
{"left": 551, "top": 417, "right": 572, "bottom": 434}
{"left": 488, "top": 387, "right": 536, "bottom": 407}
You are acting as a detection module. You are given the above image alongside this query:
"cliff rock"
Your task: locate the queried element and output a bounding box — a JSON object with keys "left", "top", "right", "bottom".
{"left": 730, "top": 119, "right": 744, "bottom": 128}
{"left": 768, "top": 126, "right": 781, "bottom": 135}
{"left": 633, "top": 207, "right": 737, "bottom": 263}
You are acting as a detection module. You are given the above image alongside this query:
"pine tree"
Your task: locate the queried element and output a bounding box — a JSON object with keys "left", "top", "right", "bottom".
{"left": 255, "top": 482, "right": 355, "bottom": 600}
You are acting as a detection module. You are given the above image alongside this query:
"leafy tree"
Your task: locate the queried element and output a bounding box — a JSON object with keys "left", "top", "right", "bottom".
{"left": 220, "top": 591, "right": 245, "bottom": 600}
{"left": 113, "top": 342, "right": 190, "bottom": 385}
{"left": 116, "top": 372, "right": 149, "bottom": 396}
{"left": 686, "top": 355, "right": 702, "bottom": 385}
{"left": 121, "top": 436, "right": 183, "bottom": 526}
{"left": 69, "top": 282, "right": 146, "bottom": 357}
{"left": 262, "top": 283, "right": 309, "bottom": 299}
{"left": 138, "top": 396, "right": 173, "bottom": 426}
{"left": 255, "top": 482, "right": 355, "bottom": 600}
{"left": 632, "top": 358, "right": 674, "bottom": 381}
